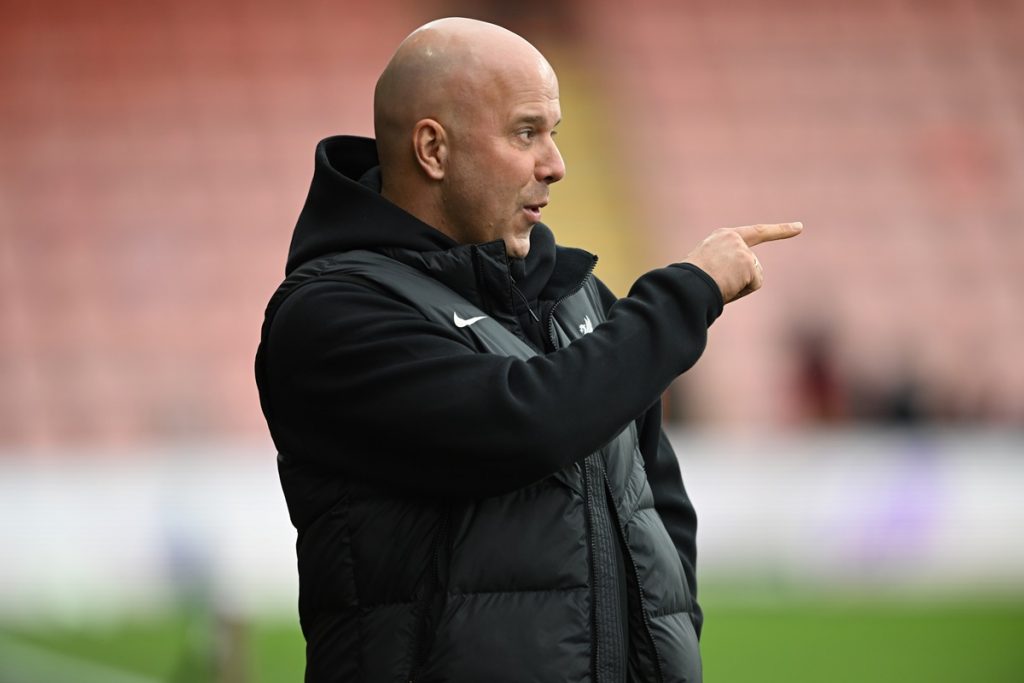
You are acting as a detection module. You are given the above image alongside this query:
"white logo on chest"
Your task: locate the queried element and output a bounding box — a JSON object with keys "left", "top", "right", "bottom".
{"left": 454, "top": 312, "right": 487, "bottom": 328}
{"left": 578, "top": 315, "right": 594, "bottom": 335}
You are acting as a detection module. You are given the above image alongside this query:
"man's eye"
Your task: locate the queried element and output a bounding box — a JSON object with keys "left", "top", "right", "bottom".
{"left": 517, "top": 129, "right": 535, "bottom": 141}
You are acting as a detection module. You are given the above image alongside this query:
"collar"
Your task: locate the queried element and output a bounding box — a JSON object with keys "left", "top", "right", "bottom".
{"left": 379, "top": 226, "right": 597, "bottom": 334}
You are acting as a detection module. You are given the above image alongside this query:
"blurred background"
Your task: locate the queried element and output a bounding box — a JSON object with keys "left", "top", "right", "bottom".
{"left": 1, "top": 0, "right": 1022, "bottom": 681}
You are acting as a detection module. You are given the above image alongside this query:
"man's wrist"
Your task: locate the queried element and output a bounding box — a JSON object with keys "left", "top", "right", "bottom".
{"left": 670, "top": 262, "right": 725, "bottom": 317}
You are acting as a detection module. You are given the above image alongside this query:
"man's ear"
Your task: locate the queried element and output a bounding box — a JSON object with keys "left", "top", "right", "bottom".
{"left": 412, "top": 118, "right": 447, "bottom": 180}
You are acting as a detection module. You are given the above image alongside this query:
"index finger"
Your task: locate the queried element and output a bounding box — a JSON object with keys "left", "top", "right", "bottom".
{"left": 735, "top": 222, "right": 803, "bottom": 247}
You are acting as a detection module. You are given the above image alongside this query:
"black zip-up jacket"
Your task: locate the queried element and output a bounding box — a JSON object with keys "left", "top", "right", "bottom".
{"left": 255, "top": 136, "right": 723, "bottom": 682}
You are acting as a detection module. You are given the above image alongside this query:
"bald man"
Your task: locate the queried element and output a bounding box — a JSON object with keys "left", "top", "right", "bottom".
{"left": 256, "top": 17, "right": 800, "bottom": 683}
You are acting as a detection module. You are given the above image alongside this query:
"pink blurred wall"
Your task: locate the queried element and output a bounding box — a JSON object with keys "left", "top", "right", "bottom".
{"left": 0, "top": 0, "right": 446, "bottom": 446}
{"left": 2, "top": 0, "right": 1021, "bottom": 449}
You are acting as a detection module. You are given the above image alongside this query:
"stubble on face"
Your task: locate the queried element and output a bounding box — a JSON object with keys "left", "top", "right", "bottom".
{"left": 441, "top": 56, "right": 562, "bottom": 259}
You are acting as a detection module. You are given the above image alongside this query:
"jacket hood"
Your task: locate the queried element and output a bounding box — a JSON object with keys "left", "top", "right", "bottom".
{"left": 286, "top": 135, "right": 593, "bottom": 305}
{"left": 286, "top": 136, "right": 459, "bottom": 275}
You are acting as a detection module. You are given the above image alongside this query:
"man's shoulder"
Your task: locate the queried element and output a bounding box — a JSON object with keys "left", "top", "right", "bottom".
{"left": 266, "top": 253, "right": 409, "bottom": 333}
{"left": 272, "top": 249, "right": 417, "bottom": 309}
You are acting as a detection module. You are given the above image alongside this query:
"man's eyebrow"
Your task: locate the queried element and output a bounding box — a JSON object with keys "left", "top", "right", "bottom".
{"left": 513, "top": 114, "right": 561, "bottom": 127}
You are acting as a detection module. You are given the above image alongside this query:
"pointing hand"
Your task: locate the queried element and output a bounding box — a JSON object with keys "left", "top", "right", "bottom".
{"left": 682, "top": 222, "right": 803, "bottom": 303}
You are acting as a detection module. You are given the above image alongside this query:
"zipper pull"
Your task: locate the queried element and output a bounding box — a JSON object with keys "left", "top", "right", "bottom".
{"left": 511, "top": 282, "right": 541, "bottom": 322}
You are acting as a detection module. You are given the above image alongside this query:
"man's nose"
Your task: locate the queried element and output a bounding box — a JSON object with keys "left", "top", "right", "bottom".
{"left": 537, "top": 138, "right": 566, "bottom": 185}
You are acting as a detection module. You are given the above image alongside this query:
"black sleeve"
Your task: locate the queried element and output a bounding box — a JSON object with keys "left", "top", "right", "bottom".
{"left": 259, "top": 263, "right": 722, "bottom": 499}
{"left": 636, "top": 403, "right": 703, "bottom": 639}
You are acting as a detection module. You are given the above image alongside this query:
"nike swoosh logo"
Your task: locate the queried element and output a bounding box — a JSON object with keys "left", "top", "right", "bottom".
{"left": 453, "top": 312, "right": 487, "bottom": 328}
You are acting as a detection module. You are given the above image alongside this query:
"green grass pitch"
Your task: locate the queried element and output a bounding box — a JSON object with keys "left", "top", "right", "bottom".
{"left": 2, "top": 595, "right": 1022, "bottom": 682}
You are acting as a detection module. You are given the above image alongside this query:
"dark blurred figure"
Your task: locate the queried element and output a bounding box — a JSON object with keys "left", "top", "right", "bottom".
{"left": 792, "top": 326, "right": 847, "bottom": 424}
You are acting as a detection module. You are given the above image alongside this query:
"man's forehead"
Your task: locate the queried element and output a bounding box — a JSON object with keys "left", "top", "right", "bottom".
{"left": 466, "top": 64, "right": 559, "bottom": 123}
{"left": 493, "top": 61, "right": 560, "bottom": 114}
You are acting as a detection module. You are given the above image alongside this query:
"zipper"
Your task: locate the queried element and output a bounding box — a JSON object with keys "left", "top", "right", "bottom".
{"left": 546, "top": 256, "right": 598, "bottom": 349}
{"left": 603, "top": 478, "right": 666, "bottom": 683}
{"left": 407, "top": 511, "right": 450, "bottom": 683}
{"left": 581, "top": 457, "right": 600, "bottom": 681}
{"left": 584, "top": 456, "right": 628, "bottom": 683}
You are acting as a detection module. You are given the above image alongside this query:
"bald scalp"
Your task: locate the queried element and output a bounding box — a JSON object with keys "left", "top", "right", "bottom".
{"left": 373, "top": 18, "right": 553, "bottom": 183}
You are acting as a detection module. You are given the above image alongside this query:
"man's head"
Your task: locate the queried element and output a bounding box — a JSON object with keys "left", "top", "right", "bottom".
{"left": 374, "top": 18, "right": 565, "bottom": 259}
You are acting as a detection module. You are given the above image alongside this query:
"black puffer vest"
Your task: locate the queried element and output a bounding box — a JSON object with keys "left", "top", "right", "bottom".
{"left": 260, "top": 245, "right": 701, "bottom": 683}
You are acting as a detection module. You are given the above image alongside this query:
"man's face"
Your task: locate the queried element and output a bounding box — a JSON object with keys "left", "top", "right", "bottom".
{"left": 440, "top": 60, "right": 565, "bottom": 259}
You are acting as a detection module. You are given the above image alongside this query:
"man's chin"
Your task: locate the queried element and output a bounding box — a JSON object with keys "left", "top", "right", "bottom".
{"left": 505, "top": 234, "right": 532, "bottom": 259}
